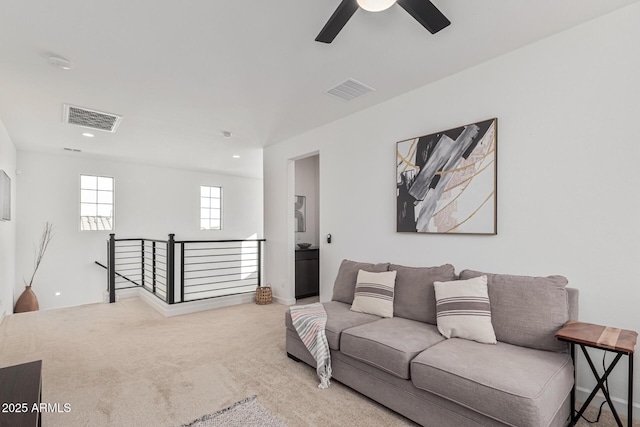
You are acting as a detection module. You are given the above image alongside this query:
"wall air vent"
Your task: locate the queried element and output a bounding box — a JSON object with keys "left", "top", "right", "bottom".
{"left": 63, "top": 104, "right": 122, "bottom": 133}
{"left": 325, "top": 78, "right": 375, "bottom": 102}
{"left": 63, "top": 147, "right": 82, "bottom": 153}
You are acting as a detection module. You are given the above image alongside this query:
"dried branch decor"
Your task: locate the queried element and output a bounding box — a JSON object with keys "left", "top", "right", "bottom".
{"left": 25, "top": 222, "right": 54, "bottom": 287}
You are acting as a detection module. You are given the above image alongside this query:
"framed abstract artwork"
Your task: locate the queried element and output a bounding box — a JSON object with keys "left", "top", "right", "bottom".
{"left": 294, "top": 195, "right": 306, "bottom": 232}
{"left": 396, "top": 118, "right": 497, "bottom": 234}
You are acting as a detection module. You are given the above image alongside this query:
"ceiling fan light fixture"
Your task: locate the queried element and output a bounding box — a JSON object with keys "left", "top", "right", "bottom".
{"left": 357, "top": 0, "right": 396, "bottom": 12}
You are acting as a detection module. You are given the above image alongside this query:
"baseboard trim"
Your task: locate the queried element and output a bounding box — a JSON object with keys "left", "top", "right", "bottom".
{"left": 113, "top": 287, "right": 256, "bottom": 317}
{"left": 273, "top": 295, "right": 296, "bottom": 305}
{"left": 575, "top": 386, "right": 639, "bottom": 419}
{"left": 139, "top": 290, "right": 255, "bottom": 317}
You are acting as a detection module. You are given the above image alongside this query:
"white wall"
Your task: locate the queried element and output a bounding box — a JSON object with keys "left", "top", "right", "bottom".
{"left": 294, "top": 155, "right": 319, "bottom": 247}
{"left": 265, "top": 3, "right": 640, "bottom": 412}
{"left": 16, "top": 150, "right": 263, "bottom": 310}
{"left": 0, "top": 119, "right": 17, "bottom": 318}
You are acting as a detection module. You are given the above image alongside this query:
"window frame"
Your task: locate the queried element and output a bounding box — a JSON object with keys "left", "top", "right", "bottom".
{"left": 79, "top": 174, "right": 115, "bottom": 232}
{"left": 200, "top": 185, "right": 223, "bottom": 231}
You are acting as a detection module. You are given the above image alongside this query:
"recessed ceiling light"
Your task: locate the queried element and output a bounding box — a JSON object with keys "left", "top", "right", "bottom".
{"left": 222, "top": 131, "right": 232, "bottom": 138}
{"left": 82, "top": 132, "right": 95, "bottom": 138}
{"left": 48, "top": 55, "right": 73, "bottom": 70}
{"left": 232, "top": 155, "right": 240, "bottom": 159}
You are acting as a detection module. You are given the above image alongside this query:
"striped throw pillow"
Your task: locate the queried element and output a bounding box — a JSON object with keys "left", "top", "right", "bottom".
{"left": 350, "top": 270, "right": 397, "bottom": 318}
{"left": 434, "top": 275, "right": 497, "bottom": 344}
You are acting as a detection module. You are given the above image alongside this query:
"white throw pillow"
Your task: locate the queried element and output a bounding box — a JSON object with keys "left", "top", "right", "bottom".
{"left": 434, "top": 275, "right": 497, "bottom": 344}
{"left": 350, "top": 270, "right": 397, "bottom": 318}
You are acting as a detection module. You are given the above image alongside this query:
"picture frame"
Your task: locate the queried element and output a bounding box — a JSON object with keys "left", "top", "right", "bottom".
{"left": 0, "top": 170, "right": 10, "bottom": 221}
{"left": 294, "top": 195, "right": 306, "bottom": 232}
{"left": 396, "top": 118, "right": 497, "bottom": 234}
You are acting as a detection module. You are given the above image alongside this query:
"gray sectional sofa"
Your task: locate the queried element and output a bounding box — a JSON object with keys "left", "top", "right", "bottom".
{"left": 285, "top": 260, "right": 579, "bottom": 427}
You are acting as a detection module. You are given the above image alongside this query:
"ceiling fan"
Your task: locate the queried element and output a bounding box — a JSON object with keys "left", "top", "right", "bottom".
{"left": 315, "top": 0, "right": 450, "bottom": 44}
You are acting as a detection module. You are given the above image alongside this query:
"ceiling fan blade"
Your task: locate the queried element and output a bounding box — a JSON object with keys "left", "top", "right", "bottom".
{"left": 396, "top": 0, "right": 450, "bottom": 34}
{"left": 315, "top": 0, "right": 359, "bottom": 44}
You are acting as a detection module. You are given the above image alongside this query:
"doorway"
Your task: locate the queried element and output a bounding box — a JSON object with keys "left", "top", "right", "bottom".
{"left": 293, "top": 154, "right": 319, "bottom": 302}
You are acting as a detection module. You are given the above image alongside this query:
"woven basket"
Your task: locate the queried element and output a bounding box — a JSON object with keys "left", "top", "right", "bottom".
{"left": 255, "top": 286, "right": 272, "bottom": 305}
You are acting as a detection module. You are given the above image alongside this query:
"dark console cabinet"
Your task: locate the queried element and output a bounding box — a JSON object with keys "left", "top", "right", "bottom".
{"left": 295, "top": 248, "right": 319, "bottom": 298}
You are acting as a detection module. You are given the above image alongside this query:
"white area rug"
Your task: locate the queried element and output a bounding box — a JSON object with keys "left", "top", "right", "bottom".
{"left": 179, "top": 396, "right": 286, "bottom": 427}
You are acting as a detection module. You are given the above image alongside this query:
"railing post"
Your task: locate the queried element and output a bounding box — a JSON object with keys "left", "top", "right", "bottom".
{"left": 108, "top": 234, "right": 116, "bottom": 303}
{"left": 180, "top": 242, "right": 185, "bottom": 303}
{"left": 257, "top": 240, "right": 263, "bottom": 287}
{"left": 141, "top": 240, "right": 145, "bottom": 289}
{"left": 152, "top": 241, "right": 157, "bottom": 294}
{"left": 167, "top": 234, "right": 175, "bottom": 304}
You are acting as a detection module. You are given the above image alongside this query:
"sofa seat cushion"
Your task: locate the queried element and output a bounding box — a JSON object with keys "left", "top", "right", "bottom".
{"left": 285, "top": 301, "right": 380, "bottom": 350}
{"left": 340, "top": 317, "right": 445, "bottom": 379}
{"left": 411, "top": 338, "right": 573, "bottom": 427}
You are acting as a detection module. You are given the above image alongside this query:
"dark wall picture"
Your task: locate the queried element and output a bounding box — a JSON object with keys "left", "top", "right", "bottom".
{"left": 294, "top": 195, "right": 306, "bottom": 232}
{"left": 396, "top": 118, "right": 497, "bottom": 234}
{"left": 0, "top": 170, "right": 10, "bottom": 221}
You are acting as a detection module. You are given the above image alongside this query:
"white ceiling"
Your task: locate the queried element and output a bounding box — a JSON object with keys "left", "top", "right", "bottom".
{"left": 0, "top": 0, "right": 637, "bottom": 179}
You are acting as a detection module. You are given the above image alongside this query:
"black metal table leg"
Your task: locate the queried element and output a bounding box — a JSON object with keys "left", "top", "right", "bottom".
{"left": 570, "top": 342, "right": 576, "bottom": 426}
{"left": 629, "top": 354, "right": 634, "bottom": 427}
{"left": 575, "top": 345, "right": 625, "bottom": 427}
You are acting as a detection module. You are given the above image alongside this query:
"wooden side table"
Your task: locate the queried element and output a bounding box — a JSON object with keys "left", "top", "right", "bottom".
{"left": 556, "top": 321, "right": 637, "bottom": 427}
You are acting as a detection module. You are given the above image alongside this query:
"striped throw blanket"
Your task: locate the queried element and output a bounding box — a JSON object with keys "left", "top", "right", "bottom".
{"left": 290, "top": 302, "right": 332, "bottom": 389}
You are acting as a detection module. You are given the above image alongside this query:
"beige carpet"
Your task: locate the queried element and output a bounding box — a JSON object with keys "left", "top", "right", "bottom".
{"left": 0, "top": 298, "right": 636, "bottom": 427}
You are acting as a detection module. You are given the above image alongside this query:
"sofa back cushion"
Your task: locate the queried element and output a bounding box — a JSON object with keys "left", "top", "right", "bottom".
{"left": 390, "top": 263, "right": 457, "bottom": 324}
{"left": 459, "top": 269, "right": 569, "bottom": 352}
{"left": 332, "top": 260, "right": 390, "bottom": 304}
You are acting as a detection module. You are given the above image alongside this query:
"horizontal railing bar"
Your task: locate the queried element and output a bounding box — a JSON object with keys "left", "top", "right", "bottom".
{"left": 114, "top": 238, "right": 168, "bottom": 243}
{"left": 183, "top": 260, "right": 255, "bottom": 266}
{"left": 114, "top": 244, "right": 143, "bottom": 248}
{"left": 115, "top": 256, "right": 142, "bottom": 261}
{"left": 178, "top": 239, "right": 265, "bottom": 244}
{"left": 115, "top": 281, "right": 142, "bottom": 287}
{"left": 184, "top": 271, "right": 257, "bottom": 280}
{"left": 184, "top": 259, "right": 257, "bottom": 265}
{"left": 183, "top": 253, "right": 257, "bottom": 259}
{"left": 143, "top": 259, "right": 166, "bottom": 266}
{"left": 115, "top": 285, "right": 142, "bottom": 290}
{"left": 184, "top": 277, "right": 257, "bottom": 287}
{"left": 115, "top": 261, "right": 143, "bottom": 266}
{"left": 113, "top": 238, "right": 263, "bottom": 244}
{"left": 184, "top": 247, "right": 258, "bottom": 252}
{"left": 183, "top": 263, "right": 257, "bottom": 271}
{"left": 115, "top": 275, "right": 142, "bottom": 280}
{"left": 184, "top": 265, "right": 258, "bottom": 274}
{"left": 115, "top": 249, "right": 142, "bottom": 254}
{"left": 184, "top": 254, "right": 258, "bottom": 265}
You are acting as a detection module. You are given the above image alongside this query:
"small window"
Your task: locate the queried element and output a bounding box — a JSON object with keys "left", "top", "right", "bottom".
{"left": 80, "top": 175, "right": 114, "bottom": 231}
{"left": 200, "top": 185, "right": 222, "bottom": 230}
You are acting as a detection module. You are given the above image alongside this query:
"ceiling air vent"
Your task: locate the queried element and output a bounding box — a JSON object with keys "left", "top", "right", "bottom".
{"left": 325, "top": 78, "right": 375, "bottom": 102}
{"left": 63, "top": 104, "right": 122, "bottom": 133}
